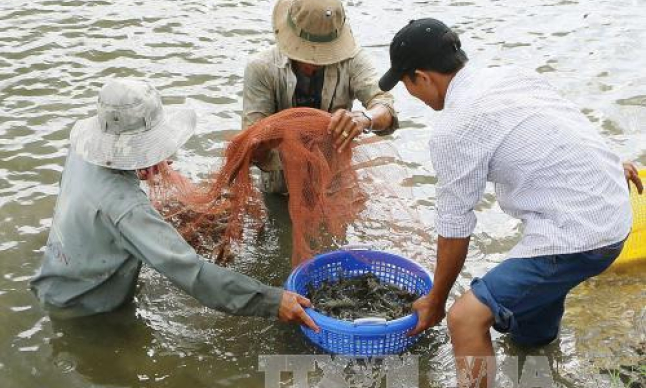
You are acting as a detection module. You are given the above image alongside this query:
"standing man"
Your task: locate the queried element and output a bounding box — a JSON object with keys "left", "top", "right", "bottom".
{"left": 30, "top": 79, "right": 319, "bottom": 334}
{"left": 379, "top": 19, "right": 642, "bottom": 386}
{"left": 242, "top": 0, "right": 398, "bottom": 194}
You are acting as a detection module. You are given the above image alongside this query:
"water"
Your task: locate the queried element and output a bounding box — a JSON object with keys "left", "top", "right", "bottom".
{"left": 1, "top": 0, "right": 645, "bottom": 387}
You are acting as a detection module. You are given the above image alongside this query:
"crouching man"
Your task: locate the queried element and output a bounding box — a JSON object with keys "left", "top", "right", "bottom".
{"left": 30, "top": 79, "right": 319, "bottom": 333}
{"left": 379, "top": 19, "right": 642, "bottom": 387}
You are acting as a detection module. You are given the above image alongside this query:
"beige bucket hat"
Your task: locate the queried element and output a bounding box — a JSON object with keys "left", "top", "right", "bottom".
{"left": 272, "top": 0, "right": 360, "bottom": 65}
{"left": 70, "top": 79, "right": 196, "bottom": 170}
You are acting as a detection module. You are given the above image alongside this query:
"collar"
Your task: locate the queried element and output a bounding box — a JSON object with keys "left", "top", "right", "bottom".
{"left": 273, "top": 46, "right": 291, "bottom": 69}
{"left": 444, "top": 64, "right": 474, "bottom": 108}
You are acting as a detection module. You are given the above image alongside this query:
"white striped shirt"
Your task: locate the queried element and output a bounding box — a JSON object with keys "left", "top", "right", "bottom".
{"left": 430, "top": 65, "right": 632, "bottom": 258}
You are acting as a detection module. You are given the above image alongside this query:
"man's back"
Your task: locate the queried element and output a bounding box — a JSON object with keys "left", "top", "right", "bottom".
{"left": 31, "top": 150, "right": 147, "bottom": 316}
{"left": 431, "top": 66, "right": 632, "bottom": 258}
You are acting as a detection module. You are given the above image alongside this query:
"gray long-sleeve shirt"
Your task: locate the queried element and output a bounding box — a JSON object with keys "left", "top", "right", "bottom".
{"left": 30, "top": 150, "right": 283, "bottom": 318}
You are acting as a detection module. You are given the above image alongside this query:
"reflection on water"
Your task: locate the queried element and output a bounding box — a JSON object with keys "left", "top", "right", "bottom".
{"left": 1, "top": 0, "right": 645, "bottom": 387}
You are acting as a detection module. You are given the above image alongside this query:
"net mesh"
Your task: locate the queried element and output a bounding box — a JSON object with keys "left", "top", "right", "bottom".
{"left": 146, "top": 108, "right": 371, "bottom": 266}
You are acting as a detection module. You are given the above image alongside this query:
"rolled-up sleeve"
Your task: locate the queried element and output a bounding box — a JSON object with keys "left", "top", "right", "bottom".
{"left": 116, "top": 204, "right": 283, "bottom": 318}
{"left": 242, "top": 58, "right": 276, "bottom": 130}
{"left": 348, "top": 50, "right": 399, "bottom": 133}
{"left": 430, "top": 129, "right": 491, "bottom": 238}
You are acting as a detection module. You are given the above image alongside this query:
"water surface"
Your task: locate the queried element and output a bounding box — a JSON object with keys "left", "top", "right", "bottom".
{"left": 1, "top": 0, "right": 645, "bottom": 387}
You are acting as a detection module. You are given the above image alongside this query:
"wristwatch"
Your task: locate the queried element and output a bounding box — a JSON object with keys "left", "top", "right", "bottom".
{"left": 360, "top": 110, "right": 374, "bottom": 133}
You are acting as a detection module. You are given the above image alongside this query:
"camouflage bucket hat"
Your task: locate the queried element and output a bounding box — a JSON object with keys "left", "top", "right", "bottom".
{"left": 70, "top": 79, "right": 196, "bottom": 170}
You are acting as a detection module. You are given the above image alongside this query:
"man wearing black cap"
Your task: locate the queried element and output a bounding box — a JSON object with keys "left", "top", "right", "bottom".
{"left": 380, "top": 18, "right": 642, "bottom": 386}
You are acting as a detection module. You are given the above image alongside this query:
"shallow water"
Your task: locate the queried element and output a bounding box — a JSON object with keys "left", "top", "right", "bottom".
{"left": 0, "top": 0, "right": 645, "bottom": 387}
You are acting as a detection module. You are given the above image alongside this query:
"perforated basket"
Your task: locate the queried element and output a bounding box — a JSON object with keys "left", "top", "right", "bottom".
{"left": 285, "top": 248, "right": 433, "bottom": 356}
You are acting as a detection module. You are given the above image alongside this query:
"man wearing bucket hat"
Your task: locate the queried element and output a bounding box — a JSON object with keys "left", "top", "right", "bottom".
{"left": 30, "top": 79, "right": 320, "bottom": 332}
{"left": 242, "top": 0, "right": 398, "bottom": 194}
{"left": 379, "top": 18, "right": 642, "bottom": 385}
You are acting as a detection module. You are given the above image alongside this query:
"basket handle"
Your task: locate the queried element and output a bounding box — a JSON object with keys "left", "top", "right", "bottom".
{"left": 340, "top": 244, "right": 373, "bottom": 251}
{"left": 353, "top": 317, "right": 388, "bottom": 326}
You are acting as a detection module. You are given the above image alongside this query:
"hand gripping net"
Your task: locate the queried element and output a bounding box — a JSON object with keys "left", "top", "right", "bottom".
{"left": 147, "top": 108, "right": 368, "bottom": 266}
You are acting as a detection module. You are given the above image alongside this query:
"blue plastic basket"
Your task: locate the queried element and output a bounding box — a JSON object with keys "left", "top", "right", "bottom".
{"left": 285, "top": 248, "right": 433, "bottom": 356}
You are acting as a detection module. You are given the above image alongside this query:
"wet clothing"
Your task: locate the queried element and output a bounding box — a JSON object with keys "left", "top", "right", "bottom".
{"left": 242, "top": 46, "right": 398, "bottom": 193}
{"left": 30, "top": 150, "right": 283, "bottom": 318}
{"left": 471, "top": 239, "right": 624, "bottom": 346}
{"left": 430, "top": 65, "right": 631, "bottom": 258}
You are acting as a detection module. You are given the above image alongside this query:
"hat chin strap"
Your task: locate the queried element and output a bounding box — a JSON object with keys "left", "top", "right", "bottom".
{"left": 286, "top": 10, "right": 342, "bottom": 43}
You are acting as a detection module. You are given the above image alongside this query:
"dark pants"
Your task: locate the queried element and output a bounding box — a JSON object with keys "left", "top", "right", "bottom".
{"left": 471, "top": 240, "right": 624, "bottom": 346}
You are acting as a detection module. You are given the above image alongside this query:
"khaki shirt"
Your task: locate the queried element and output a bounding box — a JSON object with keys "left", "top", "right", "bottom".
{"left": 31, "top": 150, "right": 283, "bottom": 318}
{"left": 243, "top": 47, "right": 398, "bottom": 130}
{"left": 242, "top": 47, "right": 398, "bottom": 190}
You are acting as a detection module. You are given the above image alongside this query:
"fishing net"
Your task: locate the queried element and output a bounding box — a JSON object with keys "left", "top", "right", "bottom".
{"left": 146, "top": 108, "right": 369, "bottom": 266}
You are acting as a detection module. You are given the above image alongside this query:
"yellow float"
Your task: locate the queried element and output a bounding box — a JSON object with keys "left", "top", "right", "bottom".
{"left": 611, "top": 169, "right": 646, "bottom": 270}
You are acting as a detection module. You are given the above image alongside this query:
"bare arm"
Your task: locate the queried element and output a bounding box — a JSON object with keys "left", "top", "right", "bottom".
{"left": 409, "top": 128, "right": 491, "bottom": 335}
{"left": 409, "top": 236, "right": 470, "bottom": 336}
{"left": 623, "top": 162, "right": 644, "bottom": 194}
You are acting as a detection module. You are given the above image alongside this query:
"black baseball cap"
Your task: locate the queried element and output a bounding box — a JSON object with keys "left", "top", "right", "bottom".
{"left": 379, "top": 18, "right": 467, "bottom": 91}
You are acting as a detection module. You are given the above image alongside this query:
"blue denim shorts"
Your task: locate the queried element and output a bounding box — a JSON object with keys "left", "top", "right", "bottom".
{"left": 470, "top": 240, "right": 625, "bottom": 346}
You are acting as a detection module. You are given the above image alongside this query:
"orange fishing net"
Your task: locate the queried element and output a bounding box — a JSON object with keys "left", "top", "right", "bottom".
{"left": 146, "top": 108, "right": 368, "bottom": 266}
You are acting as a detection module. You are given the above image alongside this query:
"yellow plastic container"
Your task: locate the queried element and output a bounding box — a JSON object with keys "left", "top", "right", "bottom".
{"left": 611, "top": 169, "right": 646, "bottom": 269}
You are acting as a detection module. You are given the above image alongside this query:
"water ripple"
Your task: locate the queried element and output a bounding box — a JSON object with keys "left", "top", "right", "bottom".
{"left": 0, "top": 0, "right": 644, "bottom": 387}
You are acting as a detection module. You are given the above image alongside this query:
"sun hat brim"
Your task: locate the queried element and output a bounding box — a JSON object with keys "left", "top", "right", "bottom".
{"left": 272, "top": 0, "right": 360, "bottom": 65}
{"left": 69, "top": 108, "right": 196, "bottom": 170}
